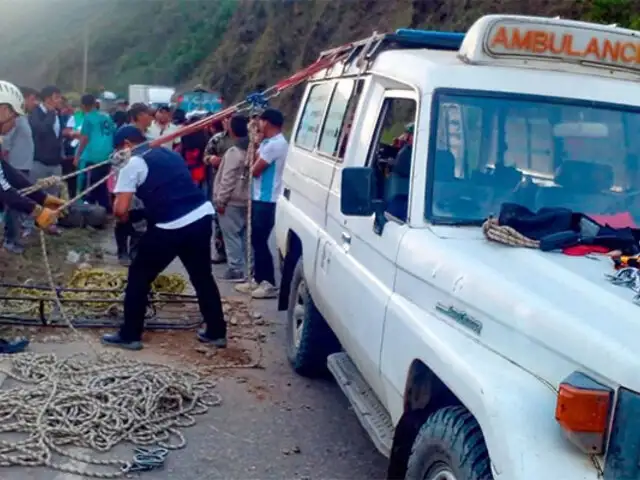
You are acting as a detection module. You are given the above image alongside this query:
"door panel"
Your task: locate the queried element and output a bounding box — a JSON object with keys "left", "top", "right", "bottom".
{"left": 319, "top": 86, "right": 417, "bottom": 402}
{"left": 324, "top": 215, "right": 407, "bottom": 398}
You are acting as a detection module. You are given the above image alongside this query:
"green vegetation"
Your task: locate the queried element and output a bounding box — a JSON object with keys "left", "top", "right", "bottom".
{"left": 1, "top": 0, "right": 639, "bottom": 117}
{"left": 582, "top": 0, "right": 640, "bottom": 28}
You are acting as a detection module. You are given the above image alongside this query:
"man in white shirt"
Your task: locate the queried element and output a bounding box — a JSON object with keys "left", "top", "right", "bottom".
{"left": 146, "top": 105, "right": 180, "bottom": 151}
{"left": 101, "top": 125, "right": 227, "bottom": 351}
{"left": 235, "top": 108, "right": 288, "bottom": 299}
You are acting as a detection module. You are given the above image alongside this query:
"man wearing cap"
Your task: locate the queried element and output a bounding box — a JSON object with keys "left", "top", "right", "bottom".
{"left": 235, "top": 108, "right": 288, "bottom": 299}
{"left": 102, "top": 125, "right": 227, "bottom": 350}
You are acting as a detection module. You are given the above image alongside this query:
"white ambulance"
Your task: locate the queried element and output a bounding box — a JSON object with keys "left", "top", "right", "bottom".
{"left": 275, "top": 14, "right": 640, "bottom": 480}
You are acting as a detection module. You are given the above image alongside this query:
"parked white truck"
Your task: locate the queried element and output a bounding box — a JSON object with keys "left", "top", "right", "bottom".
{"left": 128, "top": 84, "right": 175, "bottom": 107}
{"left": 275, "top": 14, "right": 640, "bottom": 480}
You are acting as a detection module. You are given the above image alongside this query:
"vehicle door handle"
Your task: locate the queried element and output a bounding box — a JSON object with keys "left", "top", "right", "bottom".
{"left": 341, "top": 232, "right": 351, "bottom": 244}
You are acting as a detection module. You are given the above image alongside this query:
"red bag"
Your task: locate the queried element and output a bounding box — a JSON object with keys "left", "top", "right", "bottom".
{"left": 184, "top": 148, "right": 205, "bottom": 185}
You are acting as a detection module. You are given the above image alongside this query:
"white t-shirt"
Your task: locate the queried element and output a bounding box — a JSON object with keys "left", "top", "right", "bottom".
{"left": 146, "top": 122, "right": 181, "bottom": 150}
{"left": 253, "top": 133, "right": 288, "bottom": 203}
{"left": 113, "top": 155, "right": 213, "bottom": 230}
{"left": 66, "top": 116, "right": 81, "bottom": 148}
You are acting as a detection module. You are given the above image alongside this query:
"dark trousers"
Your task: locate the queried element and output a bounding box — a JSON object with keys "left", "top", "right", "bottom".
{"left": 114, "top": 217, "right": 143, "bottom": 258}
{"left": 120, "top": 215, "right": 226, "bottom": 341}
{"left": 4, "top": 169, "right": 29, "bottom": 243}
{"left": 61, "top": 158, "right": 77, "bottom": 198}
{"left": 85, "top": 163, "right": 112, "bottom": 213}
{"left": 251, "top": 201, "right": 276, "bottom": 285}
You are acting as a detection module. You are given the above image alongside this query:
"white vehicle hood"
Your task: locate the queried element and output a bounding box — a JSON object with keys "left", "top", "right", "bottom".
{"left": 398, "top": 225, "right": 640, "bottom": 392}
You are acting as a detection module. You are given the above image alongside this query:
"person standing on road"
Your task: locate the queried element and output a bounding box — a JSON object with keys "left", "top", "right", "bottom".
{"left": 19, "top": 87, "right": 39, "bottom": 115}
{"left": 0, "top": 80, "right": 65, "bottom": 352}
{"left": 147, "top": 105, "right": 180, "bottom": 151}
{"left": 214, "top": 115, "right": 250, "bottom": 282}
{"left": 28, "top": 85, "right": 64, "bottom": 235}
{"left": 1, "top": 87, "right": 35, "bottom": 253}
{"left": 74, "top": 94, "right": 115, "bottom": 213}
{"left": 102, "top": 125, "right": 227, "bottom": 350}
{"left": 112, "top": 99, "right": 129, "bottom": 129}
{"left": 128, "top": 103, "right": 154, "bottom": 134}
{"left": 235, "top": 108, "right": 288, "bottom": 299}
{"left": 205, "top": 118, "right": 235, "bottom": 265}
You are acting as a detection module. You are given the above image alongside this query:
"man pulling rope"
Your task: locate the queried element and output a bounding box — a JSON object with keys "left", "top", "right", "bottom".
{"left": 102, "top": 125, "right": 227, "bottom": 350}
{"left": 0, "top": 81, "right": 66, "bottom": 353}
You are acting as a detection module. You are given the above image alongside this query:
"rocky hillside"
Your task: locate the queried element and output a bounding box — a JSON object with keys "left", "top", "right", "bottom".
{"left": 0, "top": 0, "right": 636, "bottom": 115}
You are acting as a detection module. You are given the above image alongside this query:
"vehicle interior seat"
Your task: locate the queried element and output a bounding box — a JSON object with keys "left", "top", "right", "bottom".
{"left": 385, "top": 145, "right": 412, "bottom": 220}
{"left": 491, "top": 163, "right": 522, "bottom": 191}
{"left": 433, "top": 149, "right": 456, "bottom": 182}
{"left": 534, "top": 160, "right": 615, "bottom": 212}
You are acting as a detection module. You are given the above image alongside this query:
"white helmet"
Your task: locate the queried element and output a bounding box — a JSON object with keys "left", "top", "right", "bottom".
{"left": 0, "top": 81, "right": 24, "bottom": 115}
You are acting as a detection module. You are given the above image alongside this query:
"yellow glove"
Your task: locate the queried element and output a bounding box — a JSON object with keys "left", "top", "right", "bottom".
{"left": 32, "top": 206, "right": 59, "bottom": 230}
{"left": 44, "top": 195, "right": 66, "bottom": 209}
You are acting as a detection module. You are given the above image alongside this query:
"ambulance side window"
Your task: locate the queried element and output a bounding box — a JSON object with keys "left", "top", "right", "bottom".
{"left": 317, "top": 79, "right": 364, "bottom": 161}
{"left": 294, "top": 83, "right": 333, "bottom": 151}
{"left": 366, "top": 96, "right": 417, "bottom": 222}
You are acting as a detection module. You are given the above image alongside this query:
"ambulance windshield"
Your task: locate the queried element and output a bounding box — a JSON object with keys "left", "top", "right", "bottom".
{"left": 428, "top": 91, "right": 640, "bottom": 227}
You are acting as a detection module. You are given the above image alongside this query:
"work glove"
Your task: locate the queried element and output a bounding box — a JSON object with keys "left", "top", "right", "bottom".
{"left": 43, "top": 195, "right": 68, "bottom": 217}
{"left": 44, "top": 195, "right": 66, "bottom": 209}
{"left": 32, "top": 206, "right": 59, "bottom": 230}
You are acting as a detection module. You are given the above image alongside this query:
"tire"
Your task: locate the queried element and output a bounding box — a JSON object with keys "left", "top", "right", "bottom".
{"left": 286, "top": 258, "right": 340, "bottom": 377}
{"left": 83, "top": 205, "right": 108, "bottom": 228}
{"left": 58, "top": 206, "right": 85, "bottom": 228}
{"left": 405, "top": 406, "right": 493, "bottom": 480}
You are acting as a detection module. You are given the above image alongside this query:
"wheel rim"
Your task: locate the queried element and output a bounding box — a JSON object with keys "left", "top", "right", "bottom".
{"left": 425, "top": 467, "right": 458, "bottom": 480}
{"left": 291, "top": 280, "right": 307, "bottom": 350}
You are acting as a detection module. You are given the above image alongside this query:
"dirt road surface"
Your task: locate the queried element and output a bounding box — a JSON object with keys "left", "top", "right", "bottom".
{"left": 0, "top": 247, "right": 387, "bottom": 480}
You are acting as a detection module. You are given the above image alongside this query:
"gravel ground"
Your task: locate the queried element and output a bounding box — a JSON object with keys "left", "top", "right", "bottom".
{"left": 0, "top": 245, "right": 388, "bottom": 480}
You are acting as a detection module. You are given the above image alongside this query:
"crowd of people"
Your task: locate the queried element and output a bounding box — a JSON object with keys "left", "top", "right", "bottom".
{"left": 0, "top": 80, "right": 290, "bottom": 350}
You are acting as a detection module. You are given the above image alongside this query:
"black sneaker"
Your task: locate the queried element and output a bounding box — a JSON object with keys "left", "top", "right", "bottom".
{"left": 197, "top": 329, "right": 227, "bottom": 348}
{"left": 3, "top": 241, "right": 24, "bottom": 254}
{"left": 101, "top": 332, "right": 143, "bottom": 350}
{"left": 0, "top": 337, "right": 29, "bottom": 354}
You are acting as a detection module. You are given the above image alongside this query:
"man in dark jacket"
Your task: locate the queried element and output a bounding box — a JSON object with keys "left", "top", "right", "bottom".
{"left": 29, "top": 85, "right": 64, "bottom": 234}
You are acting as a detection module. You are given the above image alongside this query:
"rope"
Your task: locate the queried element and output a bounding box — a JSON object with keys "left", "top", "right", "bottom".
{"left": 481, "top": 217, "right": 540, "bottom": 249}
{"left": 0, "top": 269, "right": 188, "bottom": 319}
{"left": 0, "top": 345, "right": 221, "bottom": 477}
{"left": 245, "top": 118, "right": 259, "bottom": 287}
{"left": 19, "top": 159, "right": 111, "bottom": 196}
{"left": 0, "top": 46, "right": 357, "bottom": 476}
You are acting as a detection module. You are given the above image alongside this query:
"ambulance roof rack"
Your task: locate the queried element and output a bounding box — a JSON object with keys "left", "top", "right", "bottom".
{"left": 318, "top": 29, "right": 465, "bottom": 66}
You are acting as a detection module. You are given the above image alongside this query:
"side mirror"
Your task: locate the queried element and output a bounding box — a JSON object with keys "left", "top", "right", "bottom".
{"left": 341, "top": 167, "right": 376, "bottom": 216}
